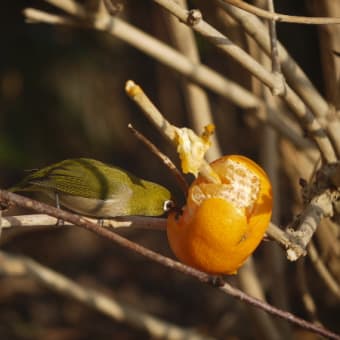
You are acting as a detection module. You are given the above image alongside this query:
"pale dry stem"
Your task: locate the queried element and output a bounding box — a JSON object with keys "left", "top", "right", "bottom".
{"left": 0, "top": 214, "right": 166, "bottom": 230}
{"left": 163, "top": 0, "right": 222, "bottom": 161}
{"left": 151, "top": 0, "right": 337, "bottom": 163}
{"left": 216, "top": 0, "right": 340, "bottom": 158}
{"left": 1, "top": 190, "right": 339, "bottom": 339}
{"left": 0, "top": 251, "right": 213, "bottom": 340}
{"left": 125, "top": 80, "right": 221, "bottom": 184}
{"left": 307, "top": 242, "right": 340, "bottom": 299}
{"left": 23, "top": 7, "right": 260, "bottom": 110}
{"left": 286, "top": 190, "right": 335, "bottom": 260}
{"left": 222, "top": 0, "right": 340, "bottom": 24}
{"left": 24, "top": 5, "right": 321, "bottom": 154}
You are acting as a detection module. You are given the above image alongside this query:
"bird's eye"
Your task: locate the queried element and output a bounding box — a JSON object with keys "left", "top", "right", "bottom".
{"left": 163, "top": 200, "right": 175, "bottom": 212}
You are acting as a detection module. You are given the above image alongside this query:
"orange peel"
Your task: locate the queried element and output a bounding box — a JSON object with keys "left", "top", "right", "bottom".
{"left": 167, "top": 155, "right": 273, "bottom": 274}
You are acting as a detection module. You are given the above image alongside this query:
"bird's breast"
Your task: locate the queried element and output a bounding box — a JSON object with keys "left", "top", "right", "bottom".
{"left": 56, "top": 193, "right": 130, "bottom": 217}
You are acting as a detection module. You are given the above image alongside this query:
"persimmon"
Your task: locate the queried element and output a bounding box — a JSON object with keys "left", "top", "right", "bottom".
{"left": 167, "top": 155, "right": 273, "bottom": 274}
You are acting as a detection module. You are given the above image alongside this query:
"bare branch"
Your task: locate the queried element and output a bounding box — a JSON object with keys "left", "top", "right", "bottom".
{"left": 216, "top": 1, "right": 340, "bottom": 158}
{"left": 0, "top": 251, "right": 213, "bottom": 340}
{"left": 128, "top": 123, "right": 189, "bottom": 195}
{"left": 0, "top": 214, "right": 166, "bottom": 230}
{"left": 267, "top": 0, "right": 285, "bottom": 96}
{"left": 266, "top": 223, "right": 306, "bottom": 260}
{"left": 296, "top": 259, "right": 320, "bottom": 322}
{"left": 163, "top": 0, "right": 222, "bottom": 161}
{"left": 44, "top": 0, "right": 86, "bottom": 17}
{"left": 125, "top": 81, "right": 176, "bottom": 142}
{"left": 23, "top": 8, "right": 260, "bottom": 110}
{"left": 238, "top": 260, "right": 282, "bottom": 340}
{"left": 286, "top": 190, "right": 335, "bottom": 260}
{"left": 125, "top": 80, "right": 221, "bottom": 184}
{"left": 1, "top": 213, "right": 309, "bottom": 264}
{"left": 103, "top": 0, "right": 123, "bottom": 16}
{"left": 215, "top": 0, "right": 329, "bottom": 116}
{"left": 149, "top": 0, "right": 337, "bottom": 163}
{"left": 0, "top": 189, "right": 339, "bottom": 339}
{"left": 307, "top": 242, "right": 340, "bottom": 299}
{"left": 222, "top": 0, "right": 340, "bottom": 25}
{"left": 24, "top": 6, "right": 323, "bottom": 155}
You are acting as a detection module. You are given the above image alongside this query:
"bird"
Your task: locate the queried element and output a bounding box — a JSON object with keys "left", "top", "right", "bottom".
{"left": 10, "top": 158, "right": 173, "bottom": 217}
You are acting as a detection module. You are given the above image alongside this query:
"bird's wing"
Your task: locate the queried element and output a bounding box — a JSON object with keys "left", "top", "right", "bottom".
{"left": 14, "top": 158, "right": 133, "bottom": 200}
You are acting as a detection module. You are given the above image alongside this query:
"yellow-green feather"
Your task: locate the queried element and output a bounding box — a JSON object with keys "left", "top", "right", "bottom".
{"left": 10, "top": 158, "right": 171, "bottom": 217}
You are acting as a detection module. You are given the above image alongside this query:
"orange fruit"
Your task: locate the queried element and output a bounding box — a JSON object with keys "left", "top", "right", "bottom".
{"left": 167, "top": 155, "right": 272, "bottom": 274}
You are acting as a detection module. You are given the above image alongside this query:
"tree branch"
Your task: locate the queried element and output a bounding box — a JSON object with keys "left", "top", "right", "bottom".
{"left": 128, "top": 123, "right": 189, "bottom": 195}
{"left": 1, "top": 190, "right": 339, "bottom": 339}
{"left": 0, "top": 214, "right": 166, "bottom": 230}
{"left": 23, "top": 7, "right": 260, "bottom": 110}
{"left": 23, "top": 6, "right": 320, "bottom": 154}
{"left": 286, "top": 190, "right": 335, "bottom": 260}
{"left": 0, "top": 250, "right": 212, "bottom": 340}
{"left": 149, "top": 0, "right": 337, "bottom": 163}
{"left": 222, "top": 0, "right": 340, "bottom": 24}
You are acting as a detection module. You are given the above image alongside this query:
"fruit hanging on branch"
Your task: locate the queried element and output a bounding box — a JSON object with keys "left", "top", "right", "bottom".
{"left": 167, "top": 152, "right": 272, "bottom": 275}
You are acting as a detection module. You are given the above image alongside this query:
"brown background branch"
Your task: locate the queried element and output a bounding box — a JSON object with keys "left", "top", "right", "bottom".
{"left": 1, "top": 190, "right": 339, "bottom": 339}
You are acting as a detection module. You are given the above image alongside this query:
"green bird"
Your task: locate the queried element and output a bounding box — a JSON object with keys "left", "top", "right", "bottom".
{"left": 10, "top": 158, "right": 173, "bottom": 217}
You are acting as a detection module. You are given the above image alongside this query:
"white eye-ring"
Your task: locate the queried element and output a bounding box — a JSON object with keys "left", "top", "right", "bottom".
{"left": 163, "top": 200, "right": 175, "bottom": 212}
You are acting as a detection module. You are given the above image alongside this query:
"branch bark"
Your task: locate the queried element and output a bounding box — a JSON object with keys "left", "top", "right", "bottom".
{"left": 0, "top": 189, "right": 339, "bottom": 339}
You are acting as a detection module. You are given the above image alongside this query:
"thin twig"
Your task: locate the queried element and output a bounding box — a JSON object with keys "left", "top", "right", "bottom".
{"left": 44, "top": 0, "right": 86, "bottom": 17}
{"left": 296, "top": 259, "right": 320, "bottom": 323}
{"left": 125, "top": 80, "right": 221, "bottom": 184}
{"left": 1, "top": 210, "right": 298, "bottom": 261}
{"left": 261, "top": 93, "right": 291, "bottom": 337}
{"left": 127, "top": 123, "right": 189, "bottom": 195}
{"left": 238, "top": 260, "right": 282, "bottom": 340}
{"left": 103, "top": 0, "right": 123, "bottom": 16}
{"left": 267, "top": 0, "right": 285, "bottom": 95}
{"left": 0, "top": 190, "right": 339, "bottom": 339}
{"left": 286, "top": 190, "right": 335, "bottom": 260}
{"left": 24, "top": 2, "right": 339, "bottom": 161}
{"left": 19, "top": 2, "right": 333, "bottom": 258}
{"left": 1, "top": 213, "right": 307, "bottom": 264}
{"left": 315, "top": 219, "right": 340, "bottom": 264}
{"left": 23, "top": 7, "right": 260, "bottom": 110}
{"left": 24, "top": 7, "right": 319, "bottom": 154}
{"left": 266, "top": 223, "right": 306, "bottom": 260}
{"left": 0, "top": 210, "right": 2, "bottom": 239}
{"left": 307, "top": 241, "right": 340, "bottom": 299}
{"left": 215, "top": 0, "right": 329, "bottom": 116}
{"left": 149, "top": 0, "right": 337, "bottom": 163}
{"left": 166, "top": 4, "right": 282, "bottom": 337}
{"left": 163, "top": 0, "right": 222, "bottom": 161}
{"left": 0, "top": 214, "right": 166, "bottom": 230}
{"left": 267, "top": 0, "right": 279, "bottom": 74}
{"left": 125, "top": 81, "right": 177, "bottom": 142}
{"left": 0, "top": 250, "right": 213, "bottom": 340}
{"left": 222, "top": 0, "right": 340, "bottom": 24}
{"left": 216, "top": 0, "right": 340, "bottom": 158}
